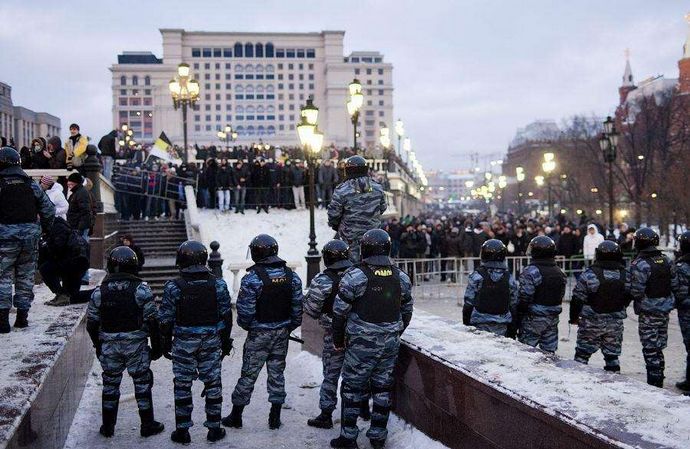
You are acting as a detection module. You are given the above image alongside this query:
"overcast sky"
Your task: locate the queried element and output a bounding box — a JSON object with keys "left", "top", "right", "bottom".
{"left": 1, "top": 0, "right": 688, "bottom": 170}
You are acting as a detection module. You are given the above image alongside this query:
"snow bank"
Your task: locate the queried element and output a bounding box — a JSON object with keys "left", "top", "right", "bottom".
{"left": 403, "top": 310, "right": 690, "bottom": 449}
{"left": 197, "top": 208, "right": 335, "bottom": 282}
{"left": 0, "top": 271, "right": 104, "bottom": 448}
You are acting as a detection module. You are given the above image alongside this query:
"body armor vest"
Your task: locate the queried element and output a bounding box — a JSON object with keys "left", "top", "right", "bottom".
{"left": 0, "top": 176, "right": 37, "bottom": 224}
{"left": 588, "top": 264, "right": 627, "bottom": 314}
{"left": 175, "top": 275, "right": 219, "bottom": 327}
{"left": 641, "top": 253, "right": 672, "bottom": 298}
{"left": 322, "top": 269, "right": 342, "bottom": 318}
{"left": 352, "top": 264, "right": 402, "bottom": 323}
{"left": 531, "top": 260, "right": 566, "bottom": 306}
{"left": 475, "top": 267, "right": 510, "bottom": 315}
{"left": 253, "top": 265, "right": 293, "bottom": 323}
{"left": 100, "top": 276, "right": 142, "bottom": 333}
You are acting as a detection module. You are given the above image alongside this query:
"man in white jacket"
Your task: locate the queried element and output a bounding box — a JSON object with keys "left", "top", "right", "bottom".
{"left": 40, "top": 176, "right": 68, "bottom": 220}
{"left": 582, "top": 224, "right": 605, "bottom": 261}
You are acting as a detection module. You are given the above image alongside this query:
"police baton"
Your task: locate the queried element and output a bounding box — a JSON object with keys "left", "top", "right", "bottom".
{"left": 289, "top": 334, "right": 304, "bottom": 344}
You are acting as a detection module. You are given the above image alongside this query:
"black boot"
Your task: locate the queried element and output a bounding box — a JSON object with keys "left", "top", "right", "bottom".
{"left": 359, "top": 402, "right": 371, "bottom": 421}
{"left": 675, "top": 358, "right": 690, "bottom": 391}
{"left": 307, "top": 410, "right": 333, "bottom": 429}
{"left": 604, "top": 365, "right": 620, "bottom": 373}
{"left": 139, "top": 408, "right": 165, "bottom": 437}
{"left": 170, "top": 428, "right": 191, "bottom": 444}
{"left": 99, "top": 406, "right": 118, "bottom": 438}
{"left": 647, "top": 371, "right": 664, "bottom": 388}
{"left": 268, "top": 403, "right": 282, "bottom": 429}
{"left": 0, "top": 309, "right": 10, "bottom": 334}
{"left": 13, "top": 309, "right": 28, "bottom": 328}
{"left": 370, "top": 439, "right": 386, "bottom": 449}
{"left": 207, "top": 427, "right": 226, "bottom": 442}
{"left": 221, "top": 405, "right": 244, "bottom": 428}
{"left": 330, "top": 435, "right": 359, "bottom": 448}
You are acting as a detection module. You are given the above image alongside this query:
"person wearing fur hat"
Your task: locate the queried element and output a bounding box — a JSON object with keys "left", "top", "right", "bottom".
{"left": 46, "top": 136, "right": 67, "bottom": 169}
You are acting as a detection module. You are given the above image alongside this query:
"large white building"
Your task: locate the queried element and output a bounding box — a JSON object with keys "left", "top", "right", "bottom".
{"left": 111, "top": 29, "right": 394, "bottom": 150}
{"left": 0, "top": 82, "right": 61, "bottom": 148}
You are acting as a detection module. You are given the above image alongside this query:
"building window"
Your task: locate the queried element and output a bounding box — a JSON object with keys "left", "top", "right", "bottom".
{"left": 297, "top": 49, "right": 305, "bottom": 58}
{"left": 354, "top": 68, "right": 360, "bottom": 75}
{"left": 378, "top": 69, "right": 384, "bottom": 75}
{"left": 226, "top": 84, "right": 232, "bottom": 90}
{"left": 255, "top": 43, "right": 264, "bottom": 57}
{"left": 205, "top": 115, "right": 211, "bottom": 121}
{"left": 378, "top": 111, "right": 384, "bottom": 117}
{"left": 204, "top": 63, "right": 210, "bottom": 70}
{"left": 203, "top": 48, "right": 212, "bottom": 57}
{"left": 276, "top": 48, "right": 285, "bottom": 58}
{"left": 226, "top": 114, "right": 232, "bottom": 121}
{"left": 213, "top": 48, "right": 221, "bottom": 57}
{"left": 236, "top": 95, "right": 244, "bottom": 100}
{"left": 132, "top": 75, "right": 138, "bottom": 86}
{"left": 244, "top": 43, "right": 254, "bottom": 57}
{"left": 195, "top": 125, "right": 201, "bottom": 131}
{"left": 306, "top": 49, "right": 315, "bottom": 58}
{"left": 206, "top": 125, "right": 212, "bottom": 131}
{"left": 194, "top": 63, "right": 199, "bottom": 69}
{"left": 351, "top": 57, "right": 360, "bottom": 63}
{"left": 379, "top": 100, "right": 384, "bottom": 106}
{"left": 378, "top": 89, "right": 384, "bottom": 95}
{"left": 120, "top": 89, "right": 126, "bottom": 95}
{"left": 235, "top": 74, "right": 244, "bottom": 79}
{"left": 192, "top": 48, "right": 201, "bottom": 57}
{"left": 266, "top": 43, "right": 274, "bottom": 57}
{"left": 365, "top": 110, "right": 374, "bottom": 116}
{"left": 223, "top": 48, "right": 232, "bottom": 57}
{"left": 119, "top": 98, "right": 127, "bottom": 106}
{"left": 144, "top": 89, "right": 151, "bottom": 95}
{"left": 286, "top": 49, "right": 295, "bottom": 58}
{"left": 234, "top": 43, "right": 243, "bottom": 57}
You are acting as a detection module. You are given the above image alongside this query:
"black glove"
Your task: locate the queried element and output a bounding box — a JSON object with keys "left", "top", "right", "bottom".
{"left": 160, "top": 323, "right": 173, "bottom": 359}
{"left": 462, "top": 305, "right": 473, "bottom": 326}
{"left": 86, "top": 319, "right": 102, "bottom": 358}
{"left": 220, "top": 327, "right": 233, "bottom": 357}
{"left": 506, "top": 310, "right": 521, "bottom": 340}
{"left": 331, "top": 315, "right": 346, "bottom": 350}
{"left": 148, "top": 320, "right": 163, "bottom": 361}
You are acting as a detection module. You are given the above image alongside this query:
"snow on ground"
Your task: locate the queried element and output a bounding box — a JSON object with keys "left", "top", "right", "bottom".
{"left": 197, "top": 208, "right": 335, "bottom": 285}
{"left": 63, "top": 324, "right": 448, "bottom": 449}
{"left": 403, "top": 310, "right": 690, "bottom": 449}
{"left": 414, "top": 292, "right": 687, "bottom": 395}
{"left": 0, "top": 270, "right": 104, "bottom": 444}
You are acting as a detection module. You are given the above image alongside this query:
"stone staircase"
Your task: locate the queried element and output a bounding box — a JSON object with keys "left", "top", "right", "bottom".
{"left": 117, "top": 219, "right": 187, "bottom": 296}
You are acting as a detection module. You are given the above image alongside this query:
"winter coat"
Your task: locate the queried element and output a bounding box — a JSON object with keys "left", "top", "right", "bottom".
{"left": 233, "top": 164, "right": 249, "bottom": 187}
{"left": 98, "top": 131, "right": 118, "bottom": 158}
{"left": 557, "top": 232, "right": 580, "bottom": 258}
{"left": 582, "top": 225, "right": 605, "bottom": 260}
{"left": 318, "top": 164, "right": 338, "bottom": 186}
{"left": 43, "top": 217, "right": 89, "bottom": 268}
{"left": 216, "top": 167, "right": 232, "bottom": 190}
{"left": 65, "top": 134, "right": 88, "bottom": 168}
{"left": 67, "top": 184, "right": 92, "bottom": 232}
{"left": 288, "top": 166, "right": 306, "bottom": 187}
{"left": 442, "top": 233, "right": 464, "bottom": 258}
{"left": 46, "top": 182, "right": 69, "bottom": 219}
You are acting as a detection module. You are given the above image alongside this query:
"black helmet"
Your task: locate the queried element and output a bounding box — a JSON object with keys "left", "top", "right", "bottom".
{"left": 679, "top": 231, "right": 690, "bottom": 256}
{"left": 0, "top": 147, "right": 20, "bottom": 170}
{"left": 634, "top": 227, "right": 659, "bottom": 251}
{"left": 107, "top": 246, "right": 139, "bottom": 275}
{"left": 176, "top": 240, "right": 208, "bottom": 273}
{"left": 529, "top": 235, "right": 556, "bottom": 259}
{"left": 595, "top": 240, "right": 623, "bottom": 262}
{"left": 480, "top": 239, "right": 507, "bottom": 262}
{"left": 361, "top": 229, "right": 392, "bottom": 265}
{"left": 322, "top": 240, "right": 352, "bottom": 270}
{"left": 344, "top": 155, "right": 368, "bottom": 180}
{"left": 249, "top": 234, "right": 282, "bottom": 264}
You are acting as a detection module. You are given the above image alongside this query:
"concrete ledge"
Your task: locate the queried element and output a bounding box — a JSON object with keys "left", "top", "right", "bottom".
{"left": 301, "top": 311, "right": 690, "bottom": 449}
{"left": 0, "top": 280, "right": 101, "bottom": 449}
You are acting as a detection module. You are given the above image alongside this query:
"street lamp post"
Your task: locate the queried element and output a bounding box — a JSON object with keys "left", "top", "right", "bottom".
{"left": 346, "top": 79, "right": 363, "bottom": 154}
{"left": 516, "top": 166, "right": 525, "bottom": 215}
{"left": 217, "top": 124, "right": 234, "bottom": 153}
{"left": 169, "top": 63, "right": 200, "bottom": 162}
{"left": 541, "top": 152, "right": 556, "bottom": 218}
{"left": 599, "top": 116, "right": 619, "bottom": 239}
{"left": 498, "top": 175, "right": 507, "bottom": 211}
{"left": 297, "top": 98, "right": 323, "bottom": 284}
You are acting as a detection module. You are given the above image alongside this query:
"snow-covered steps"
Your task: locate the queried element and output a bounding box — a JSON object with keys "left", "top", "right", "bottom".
{"left": 395, "top": 310, "right": 690, "bottom": 449}
{"left": 0, "top": 272, "right": 105, "bottom": 449}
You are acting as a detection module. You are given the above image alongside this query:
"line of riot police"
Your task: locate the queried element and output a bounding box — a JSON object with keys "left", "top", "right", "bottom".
{"left": 461, "top": 228, "right": 690, "bottom": 392}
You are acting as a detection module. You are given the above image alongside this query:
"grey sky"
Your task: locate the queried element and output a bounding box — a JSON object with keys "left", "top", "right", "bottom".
{"left": 0, "top": 0, "right": 688, "bottom": 170}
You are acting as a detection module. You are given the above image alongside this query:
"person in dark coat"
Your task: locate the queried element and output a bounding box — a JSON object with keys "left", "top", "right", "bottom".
{"left": 441, "top": 227, "right": 464, "bottom": 282}
{"left": 98, "top": 130, "right": 118, "bottom": 179}
{"left": 30, "top": 138, "right": 51, "bottom": 169}
{"left": 251, "top": 159, "right": 271, "bottom": 213}
{"left": 67, "top": 173, "right": 93, "bottom": 238}
{"left": 119, "top": 234, "right": 145, "bottom": 273}
{"left": 233, "top": 160, "right": 249, "bottom": 214}
{"left": 40, "top": 217, "right": 90, "bottom": 306}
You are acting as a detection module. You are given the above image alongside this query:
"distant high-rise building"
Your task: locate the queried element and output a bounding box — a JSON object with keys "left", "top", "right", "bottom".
{"left": 0, "top": 81, "right": 61, "bottom": 148}
{"left": 111, "top": 29, "right": 394, "bottom": 150}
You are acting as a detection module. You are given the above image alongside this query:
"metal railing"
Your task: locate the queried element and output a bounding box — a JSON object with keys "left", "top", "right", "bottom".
{"left": 112, "top": 166, "right": 196, "bottom": 204}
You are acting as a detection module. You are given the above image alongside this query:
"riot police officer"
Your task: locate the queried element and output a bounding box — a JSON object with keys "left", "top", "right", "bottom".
{"left": 330, "top": 229, "right": 414, "bottom": 449}
{"left": 223, "top": 234, "right": 303, "bottom": 430}
{"left": 159, "top": 240, "right": 233, "bottom": 444}
{"left": 673, "top": 231, "right": 690, "bottom": 392}
{"left": 86, "top": 246, "right": 164, "bottom": 438}
{"left": 569, "top": 241, "right": 631, "bottom": 372}
{"left": 304, "top": 240, "right": 353, "bottom": 429}
{"left": 463, "top": 239, "right": 518, "bottom": 336}
{"left": 517, "top": 236, "right": 567, "bottom": 353}
{"left": 0, "top": 147, "right": 55, "bottom": 332}
{"left": 629, "top": 228, "right": 678, "bottom": 387}
{"left": 327, "top": 156, "right": 387, "bottom": 262}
